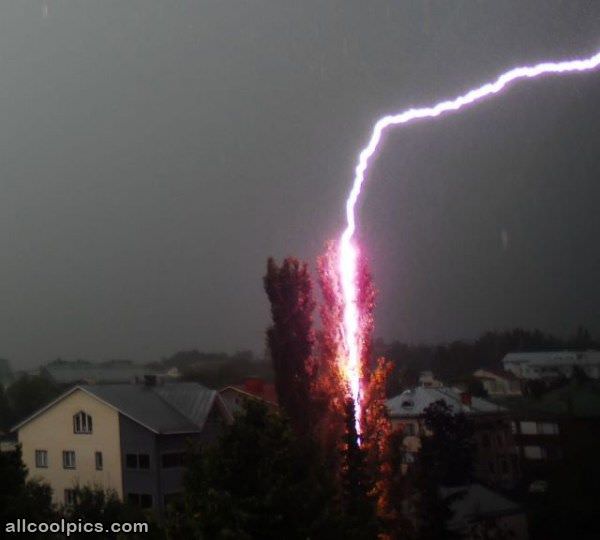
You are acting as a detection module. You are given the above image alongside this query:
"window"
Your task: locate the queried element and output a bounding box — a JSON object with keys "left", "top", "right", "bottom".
{"left": 128, "top": 493, "right": 153, "bottom": 509}
{"left": 64, "top": 489, "right": 77, "bottom": 506}
{"left": 403, "top": 423, "right": 417, "bottom": 437}
{"left": 510, "top": 421, "right": 517, "bottom": 434}
{"left": 520, "top": 421, "right": 537, "bottom": 435}
{"left": 162, "top": 453, "right": 186, "bottom": 469}
{"left": 73, "top": 411, "right": 93, "bottom": 434}
{"left": 537, "top": 422, "right": 559, "bottom": 435}
{"left": 35, "top": 450, "right": 48, "bottom": 468}
{"left": 95, "top": 451, "right": 103, "bottom": 470}
{"left": 63, "top": 450, "right": 76, "bottom": 469}
{"left": 126, "top": 453, "right": 150, "bottom": 469}
{"left": 138, "top": 454, "right": 150, "bottom": 469}
{"left": 523, "top": 445, "right": 546, "bottom": 460}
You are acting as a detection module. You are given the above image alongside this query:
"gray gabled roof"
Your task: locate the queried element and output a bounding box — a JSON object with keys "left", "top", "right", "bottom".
{"left": 387, "top": 386, "right": 506, "bottom": 418}
{"left": 441, "top": 483, "right": 522, "bottom": 527}
{"left": 13, "top": 382, "right": 224, "bottom": 435}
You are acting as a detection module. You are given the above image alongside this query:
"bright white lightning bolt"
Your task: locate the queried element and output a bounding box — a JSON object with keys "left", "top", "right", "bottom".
{"left": 339, "top": 48, "right": 600, "bottom": 434}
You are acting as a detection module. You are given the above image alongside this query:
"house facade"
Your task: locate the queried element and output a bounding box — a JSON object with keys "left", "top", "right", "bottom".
{"left": 473, "top": 369, "right": 522, "bottom": 397}
{"left": 13, "top": 380, "right": 231, "bottom": 514}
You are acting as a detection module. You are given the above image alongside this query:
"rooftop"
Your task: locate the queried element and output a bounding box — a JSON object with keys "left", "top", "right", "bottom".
{"left": 13, "top": 381, "right": 228, "bottom": 434}
{"left": 441, "top": 483, "right": 522, "bottom": 528}
{"left": 496, "top": 379, "right": 600, "bottom": 418}
{"left": 387, "top": 386, "right": 506, "bottom": 417}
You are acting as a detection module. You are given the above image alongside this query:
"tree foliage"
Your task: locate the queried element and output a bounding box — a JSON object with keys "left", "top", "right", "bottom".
{"left": 264, "top": 257, "right": 317, "bottom": 438}
{"left": 180, "top": 400, "right": 343, "bottom": 540}
{"left": 0, "top": 445, "right": 56, "bottom": 537}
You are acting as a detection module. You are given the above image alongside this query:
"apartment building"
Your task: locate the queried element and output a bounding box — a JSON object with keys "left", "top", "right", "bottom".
{"left": 387, "top": 386, "right": 520, "bottom": 489}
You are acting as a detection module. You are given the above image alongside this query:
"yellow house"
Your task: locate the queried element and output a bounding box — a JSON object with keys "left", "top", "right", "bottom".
{"left": 12, "top": 380, "right": 231, "bottom": 513}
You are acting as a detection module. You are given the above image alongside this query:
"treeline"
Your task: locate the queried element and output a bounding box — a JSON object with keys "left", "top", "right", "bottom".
{"left": 150, "top": 349, "right": 273, "bottom": 389}
{"left": 380, "top": 326, "right": 599, "bottom": 396}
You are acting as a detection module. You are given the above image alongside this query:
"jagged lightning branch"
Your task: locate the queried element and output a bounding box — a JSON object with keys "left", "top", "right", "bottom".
{"left": 339, "top": 49, "right": 600, "bottom": 434}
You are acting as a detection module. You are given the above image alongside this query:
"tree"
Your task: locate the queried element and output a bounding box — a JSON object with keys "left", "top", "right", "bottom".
{"left": 6, "top": 375, "right": 61, "bottom": 424}
{"left": 264, "top": 257, "right": 317, "bottom": 438}
{"left": 63, "top": 485, "right": 162, "bottom": 539}
{"left": 0, "top": 384, "right": 14, "bottom": 432}
{"left": 408, "top": 401, "right": 473, "bottom": 540}
{"left": 0, "top": 445, "right": 56, "bottom": 536}
{"left": 181, "top": 400, "right": 343, "bottom": 540}
{"left": 340, "top": 398, "right": 378, "bottom": 540}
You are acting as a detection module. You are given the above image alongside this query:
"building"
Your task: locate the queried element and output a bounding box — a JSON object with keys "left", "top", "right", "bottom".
{"left": 442, "top": 483, "right": 528, "bottom": 540}
{"left": 41, "top": 359, "right": 158, "bottom": 386}
{"left": 12, "top": 379, "right": 232, "bottom": 513}
{"left": 502, "top": 350, "right": 600, "bottom": 380}
{"left": 473, "top": 368, "right": 522, "bottom": 397}
{"left": 220, "top": 378, "right": 278, "bottom": 416}
{"left": 500, "top": 379, "right": 600, "bottom": 488}
{"left": 418, "top": 370, "right": 443, "bottom": 388}
{"left": 387, "top": 387, "right": 520, "bottom": 490}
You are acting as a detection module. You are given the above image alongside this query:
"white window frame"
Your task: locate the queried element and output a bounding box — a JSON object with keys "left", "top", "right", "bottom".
{"left": 35, "top": 449, "right": 48, "bottom": 468}
{"left": 63, "top": 450, "right": 76, "bottom": 469}
{"left": 73, "top": 411, "right": 93, "bottom": 434}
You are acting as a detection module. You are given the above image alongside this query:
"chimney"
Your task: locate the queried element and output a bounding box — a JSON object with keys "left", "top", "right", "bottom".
{"left": 243, "top": 377, "right": 265, "bottom": 396}
{"left": 460, "top": 392, "right": 472, "bottom": 407}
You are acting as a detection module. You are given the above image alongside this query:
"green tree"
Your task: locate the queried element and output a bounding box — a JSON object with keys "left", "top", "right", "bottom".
{"left": 0, "top": 384, "right": 14, "bottom": 432}
{"left": 264, "top": 257, "right": 317, "bottom": 438}
{"left": 180, "top": 400, "right": 342, "bottom": 540}
{"left": 6, "top": 375, "right": 61, "bottom": 424}
{"left": 408, "top": 401, "right": 473, "bottom": 540}
{"left": 63, "top": 485, "right": 162, "bottom": 539}
{"left": 0, "top": 445, "right": 56, "bottom": 536}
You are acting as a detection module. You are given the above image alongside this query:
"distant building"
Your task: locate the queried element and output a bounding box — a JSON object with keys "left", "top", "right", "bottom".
{"left": 41, "top": 359, "right": 158, "bottom": 386}
{"left": 12, "top": 380, "right": 232, "bottom": 514}
{"left": 503, "top": 350, "right": 600, "bottom": 380}
{"left": 387, "top": 387, "right": 520, "bottom": 490}
{"left": 473, "top": 369, "right": 522, "bottom": 397}
{"left": 220, "top": 378, "right": 278, "bottom": 416}
{"left": 502, "top": 379, "right": 600, "bottom": 488}
{"left": 418, "top": 371, "right": 443, "bottom": 388}
{"left": 442, "top": 483, "right": 528, "bottom": 540}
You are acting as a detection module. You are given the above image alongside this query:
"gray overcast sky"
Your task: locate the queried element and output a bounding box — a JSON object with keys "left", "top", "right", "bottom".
{"left": 1, "top": 1, "right": 599, "bottom": 368}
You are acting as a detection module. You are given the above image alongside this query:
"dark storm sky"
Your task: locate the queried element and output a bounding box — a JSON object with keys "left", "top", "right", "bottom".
{"left": 1, "top": 1, "right": 599, "bottom": 368}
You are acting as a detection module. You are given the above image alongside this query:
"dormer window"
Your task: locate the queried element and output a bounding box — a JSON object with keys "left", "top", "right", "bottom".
{"left": 73, "top": 411, "right": 93, "bottom": 434}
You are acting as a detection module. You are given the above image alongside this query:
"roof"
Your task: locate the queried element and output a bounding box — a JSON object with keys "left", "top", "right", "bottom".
{"left": 498, "top": 379, "right": 600, "bottom": 418}
{"left": 43, "top": 361, "right": 157, "bottom": 385}
{"left": 473, "top": 368, "right": 519, "bottom": 381}
{"left": 441, "top": 483, "right": 521, "bottom": 528}
{"left": 387, "top": 386, "right": 506, "bottom": 417}
{"left": 13, "top": 382, "right": 226, "bottom": 434}
{"left": 503, "top": 350, "right": 600, "bottom": 367}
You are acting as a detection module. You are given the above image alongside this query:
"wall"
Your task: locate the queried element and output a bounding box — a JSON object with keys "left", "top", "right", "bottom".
{"left": 18, "top": 388, "right": 123, "bottom": 505}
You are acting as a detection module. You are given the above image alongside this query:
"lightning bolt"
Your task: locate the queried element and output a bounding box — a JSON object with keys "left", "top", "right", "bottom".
{"left": 339, "top": 48, "right": 600, "bottom": 434}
